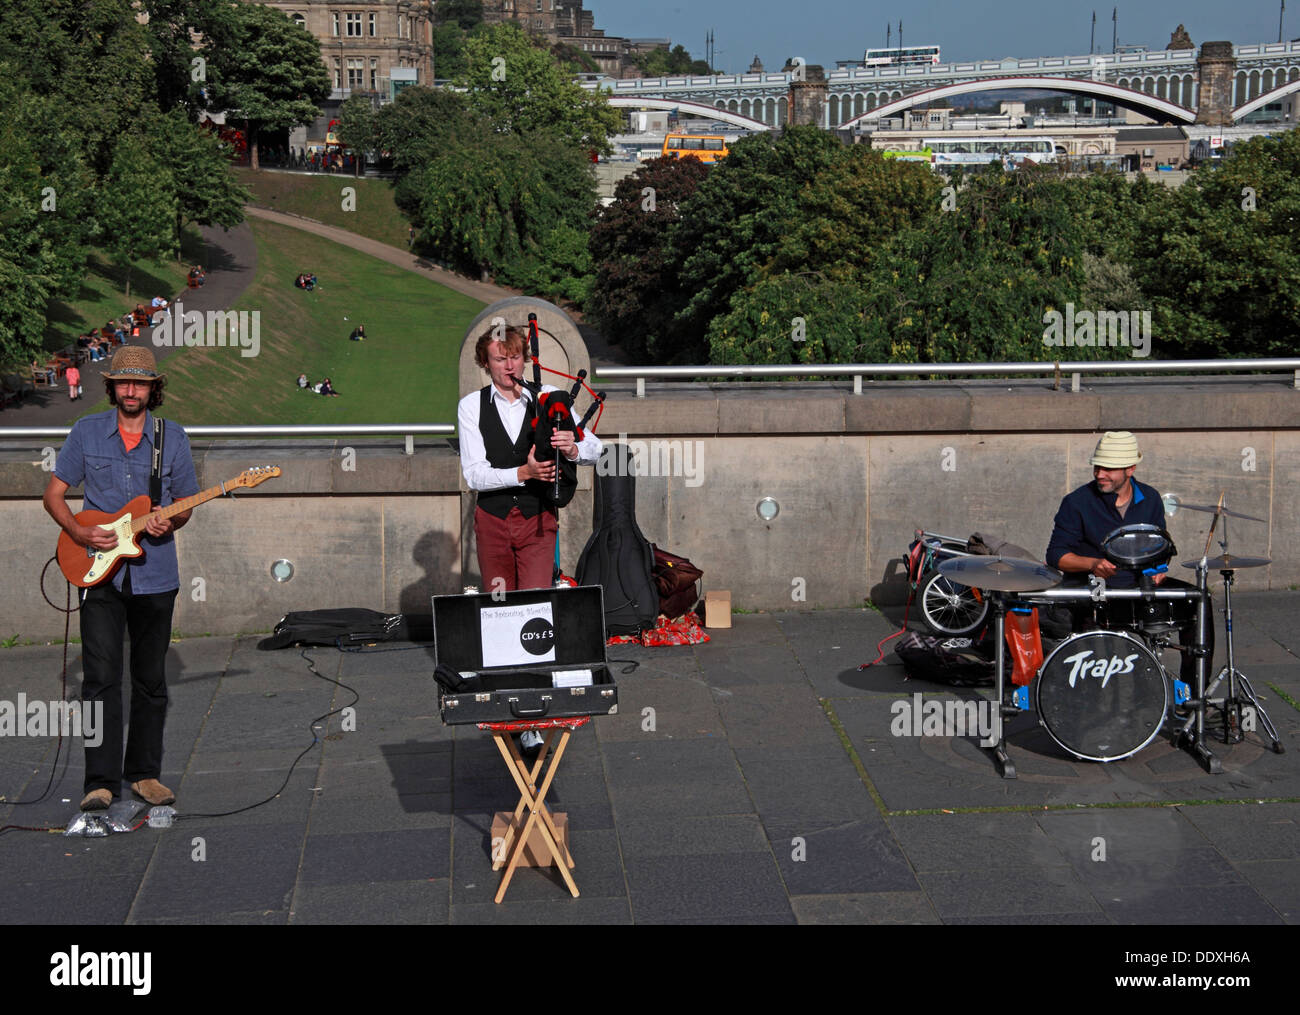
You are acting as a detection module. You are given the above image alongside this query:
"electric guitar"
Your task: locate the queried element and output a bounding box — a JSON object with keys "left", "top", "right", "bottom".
{"left": 56, "top": 466, "right": 281, "bottom": 588}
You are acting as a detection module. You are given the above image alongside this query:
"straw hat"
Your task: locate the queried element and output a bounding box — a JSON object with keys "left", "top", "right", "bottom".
{"left": 1090, "top": 431, "right": 1142, "bottom": 468}
{"left": 104, "top": 346, "right": 164, "bottom": 381}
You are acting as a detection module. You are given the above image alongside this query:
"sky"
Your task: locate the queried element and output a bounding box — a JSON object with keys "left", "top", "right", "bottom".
{"left": 588, "top": 0, "right": 1294, "bottom": 73}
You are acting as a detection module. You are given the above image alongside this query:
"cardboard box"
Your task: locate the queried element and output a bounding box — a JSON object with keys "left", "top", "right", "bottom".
{"left": 491, "top": 811, "right": 573, "bottom": 868}
{"left": 704, "top": 589, "right": 732, "bottom": 629}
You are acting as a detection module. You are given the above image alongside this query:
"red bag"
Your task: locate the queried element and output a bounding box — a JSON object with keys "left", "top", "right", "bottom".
{"left": 651, "top": 545, "right": 703, "bottom": 619}
{"left": 1004, "top": 608, "right": 1044, "bottom": 687}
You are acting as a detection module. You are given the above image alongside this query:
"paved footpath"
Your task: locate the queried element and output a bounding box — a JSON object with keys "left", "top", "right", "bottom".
{"left": 2, "top": 592, "right": 1297, "bottom": 926}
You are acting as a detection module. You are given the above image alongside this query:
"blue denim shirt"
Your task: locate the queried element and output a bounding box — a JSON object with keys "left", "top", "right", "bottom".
{"left": 54, "top": 410, "right": 199, "bottom": 594}
{"left": 1046, "top": 478, "right": 1166, "bottom": 589}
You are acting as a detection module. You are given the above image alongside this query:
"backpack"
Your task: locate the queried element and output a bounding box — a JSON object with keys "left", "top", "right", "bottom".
{"left": 257, "top": 608, "right": 405, "bottom": 650}
{"left": 576, "top": 444, "right": 659, "bottom": 636}
{"left": 652, "top": 545, "right": 703, "bottom": 619}
{"left": 893, "top": 629, "right": 1008, "bottom": 686}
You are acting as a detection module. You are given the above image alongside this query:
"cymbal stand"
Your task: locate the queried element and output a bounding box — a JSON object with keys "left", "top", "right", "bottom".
{"left": 1179, "top": 561, "right": 1284, "bottom": 755}
{"left": 986, "top": 590, "right": 1018, "bottom": 779}
{"left": 1172, "top": 561, "right": 1222, "bottom": 773}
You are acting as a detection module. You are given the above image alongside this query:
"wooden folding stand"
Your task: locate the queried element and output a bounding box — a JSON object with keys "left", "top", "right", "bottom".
{"left": 478, "top": 716, "right": 590, "bottom": 904}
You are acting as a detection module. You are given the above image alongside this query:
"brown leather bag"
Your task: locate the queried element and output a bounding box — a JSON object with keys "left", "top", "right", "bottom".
{"left": 651, "top": 545, "right": 703, "bottom": 619}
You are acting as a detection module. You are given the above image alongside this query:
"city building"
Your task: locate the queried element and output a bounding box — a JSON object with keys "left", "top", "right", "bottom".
{"left": 254, "top": 2, "right": 434, "bottom": 106}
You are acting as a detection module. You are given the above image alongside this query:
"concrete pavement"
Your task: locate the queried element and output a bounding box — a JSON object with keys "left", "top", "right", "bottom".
{"left": 2, "top": 591, "right": 1297, "bottom": 925}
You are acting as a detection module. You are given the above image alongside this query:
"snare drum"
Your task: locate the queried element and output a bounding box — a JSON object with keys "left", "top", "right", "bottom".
{"left": 1035, "top": 629, "right": 1169, "bottom": 761}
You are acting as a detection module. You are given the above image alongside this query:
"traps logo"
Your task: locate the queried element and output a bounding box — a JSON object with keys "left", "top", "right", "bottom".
{"left": 1063, "top": 650, "right": 1139, "bottom": 688}
{"left": 520, "top": 617, "right": 555, "bottom": 656}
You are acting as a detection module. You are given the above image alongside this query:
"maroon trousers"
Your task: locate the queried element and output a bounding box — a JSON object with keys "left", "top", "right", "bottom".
{"left": 474, "top": 505, "right": 557, "bottom": 592}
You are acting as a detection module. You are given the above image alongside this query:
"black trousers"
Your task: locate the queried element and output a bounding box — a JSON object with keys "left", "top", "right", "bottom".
{"left": 79, "top": 582, "right": 178, "bottom": 796}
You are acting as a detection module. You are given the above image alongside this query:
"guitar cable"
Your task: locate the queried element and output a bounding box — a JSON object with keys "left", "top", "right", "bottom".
{"left": 0, "top": 558, "right": 78, "bottom": 835}
{"left": 174, "top": 645, "right": 360, "bottom": 821}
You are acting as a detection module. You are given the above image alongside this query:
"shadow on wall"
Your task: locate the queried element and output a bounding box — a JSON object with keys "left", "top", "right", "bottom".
{"left": 400, "top": 529, "right": 460, "bottom": 640}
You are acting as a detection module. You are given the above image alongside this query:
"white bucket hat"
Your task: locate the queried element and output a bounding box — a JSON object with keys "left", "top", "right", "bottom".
{"left": 1090, "top": 431, "right": 1142, "bottom": 468}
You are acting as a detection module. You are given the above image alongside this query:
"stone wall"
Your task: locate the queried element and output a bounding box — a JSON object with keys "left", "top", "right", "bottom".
{"left": 3, "top": 378, "right": 1297, "bottom": 640}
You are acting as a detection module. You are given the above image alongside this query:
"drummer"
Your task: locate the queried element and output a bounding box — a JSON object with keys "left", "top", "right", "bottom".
{"left": 1045, "top": 431, "right": 1209, "bottom": 679}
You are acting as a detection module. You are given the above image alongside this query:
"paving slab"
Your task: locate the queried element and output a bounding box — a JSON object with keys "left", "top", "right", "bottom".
{"left": 2, "top": 593, "right": 1297, "bottom": 926}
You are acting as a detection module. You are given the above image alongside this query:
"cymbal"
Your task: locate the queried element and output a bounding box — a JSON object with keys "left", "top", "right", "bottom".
{"left": 938, "top": 556, "right": 1064, "bottom": 593}
{"left": 1181, "top": 555, "right": 1271, "bottom": 570}
{"left": 1169, "top": 499, "right": 1266, "bottom": 523}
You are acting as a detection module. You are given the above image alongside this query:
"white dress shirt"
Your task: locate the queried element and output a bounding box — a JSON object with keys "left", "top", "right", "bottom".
{"left": 458, "top": 383, "right": 603, "bottom": 492}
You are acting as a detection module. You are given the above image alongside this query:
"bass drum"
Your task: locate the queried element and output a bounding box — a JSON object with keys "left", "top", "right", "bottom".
{"left": 1035, "top": 630, "right": 1169, "bottom": 762}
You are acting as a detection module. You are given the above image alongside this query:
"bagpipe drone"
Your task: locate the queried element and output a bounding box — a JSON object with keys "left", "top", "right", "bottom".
{"left": 511, "top": 312, "right": 607, "bottom": 508}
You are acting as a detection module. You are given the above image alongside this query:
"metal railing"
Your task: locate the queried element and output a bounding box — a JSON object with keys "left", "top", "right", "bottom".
{"left": 0, "top": 423, "right": 455, "bottom": 455}
{"left": 590, "top": 359, "right": 1300, "bottom": 398}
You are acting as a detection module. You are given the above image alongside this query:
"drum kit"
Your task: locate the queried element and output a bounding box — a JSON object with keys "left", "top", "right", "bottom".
{"left": 937, "top": 496, "right": 1284, "bottom": 778}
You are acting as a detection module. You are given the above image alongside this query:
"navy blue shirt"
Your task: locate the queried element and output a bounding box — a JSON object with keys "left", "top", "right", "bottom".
{"left": 1046, "top": 478, "right": 1166, "bottom": 588}
{"left": 54, "top": 410, "right": 199, "bottom": 594}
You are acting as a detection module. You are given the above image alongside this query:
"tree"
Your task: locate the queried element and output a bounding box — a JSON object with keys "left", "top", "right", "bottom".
{"left": 708, "top": 148, "right": 941, "bottom": 363}
{"left": 850, "top": 170, "right": 1095, "bottom": 364}
{"left": 664, "top": 126, "right": 849, "bottom": 361}
{"left": 145, "top": 107, "right": 249, "bottom": 248}
{"left": 413, "top": 127, "right": 595, "bottom": 281}
{"left": 0, "top": 0, "right": 156, "bottom": 179}
{"left": 635, "top": 45, "right": 712, "bottom": 77}
{"left": 337, "top": 95, "right": 378, "bottom": 177}
{"left": 207, "top": 3, "right": 330, "bottom": 170}
{"left": 137, "top": 0, "right": 239, "bottom": 119}
{"left": 459, "top": 23, "right": 620, "bottom": 153}
{"left": 96, "top": 138, "right": 178, "bottom": 300}
{"left": 434, "top": 0, "right": 484, "bottom": 30}
{"left": 586, "top": 156, "right": 710, "bottom": 361}
{"left": 1130, "top": 131, "right": 1300, "bottom": 357}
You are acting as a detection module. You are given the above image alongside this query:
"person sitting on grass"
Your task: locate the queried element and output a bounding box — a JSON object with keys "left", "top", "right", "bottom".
{"left": 297, "top": 373, "right": 309, "bottom": 389}
{"left": 319, "top": 377, "right": 338, "bottom": 397}
{"left": 294, "top": 273, "right": 318, "bottom": 291}
{"left": 349, "top": 324, "right": 366, "bottom": 342}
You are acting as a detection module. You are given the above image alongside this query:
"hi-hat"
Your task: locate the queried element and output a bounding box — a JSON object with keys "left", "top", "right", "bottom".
{"left": 1181, "top": 554, "right": 1271, "bottom": 570}
{"left": 938, "top": 556, "right": 1064, "bottom": 593}
{"left": 1168, "top": 499, "right": 1266, "bottom": 523}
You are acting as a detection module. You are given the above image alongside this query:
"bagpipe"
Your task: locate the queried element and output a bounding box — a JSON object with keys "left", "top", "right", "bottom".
{"left": 511, "top": 313, "right": 607, "bottom": 508}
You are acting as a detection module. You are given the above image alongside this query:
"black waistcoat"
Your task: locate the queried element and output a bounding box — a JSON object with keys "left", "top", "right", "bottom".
{"left": 476, "top": 385, "right": 550, "bottom": 518}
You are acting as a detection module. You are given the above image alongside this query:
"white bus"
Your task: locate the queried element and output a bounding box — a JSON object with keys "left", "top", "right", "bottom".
{"left": 863, "top": 45, "right": 941, "bottom": 66}
{"left": 923, "top": 136, "right": 1057, "bottom": 167}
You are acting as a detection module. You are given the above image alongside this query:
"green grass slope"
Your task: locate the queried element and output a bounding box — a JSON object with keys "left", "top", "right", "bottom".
{"left": 234, "top": 168, "right": 411, "bottom": 249}
{"left": 81, "top": 218, "right": 483, "bottom": 426}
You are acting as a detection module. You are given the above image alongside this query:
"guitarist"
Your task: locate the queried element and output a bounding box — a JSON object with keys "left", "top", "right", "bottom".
{"left": 41, "top": 347, "right": 199, "bottom": 813}
{"left": 458, "top": 324, "right": 602, "bottom": 592}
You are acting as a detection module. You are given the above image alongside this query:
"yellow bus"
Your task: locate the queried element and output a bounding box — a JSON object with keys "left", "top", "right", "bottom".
{"left": 661, "top": 133, "right": 730, "bottom": 164}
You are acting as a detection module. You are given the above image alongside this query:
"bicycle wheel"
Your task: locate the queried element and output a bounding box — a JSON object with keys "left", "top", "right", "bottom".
{"left": 918, "top": 569, "right": 989, "bottom": 636}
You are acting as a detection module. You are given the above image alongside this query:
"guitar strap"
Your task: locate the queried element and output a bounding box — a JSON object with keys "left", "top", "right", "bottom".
{"left": 151, "top": 416, "right": 164, "bottom": 506}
